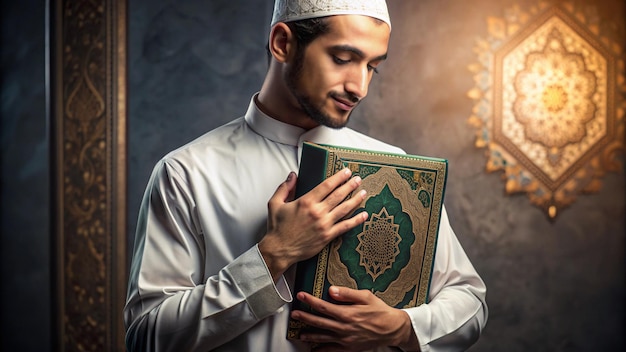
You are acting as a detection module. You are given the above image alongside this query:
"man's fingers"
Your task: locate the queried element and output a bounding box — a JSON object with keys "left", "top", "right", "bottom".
{"left": 327, "top": 286, "right": 370, "bottom": 304}
{"left": 323, "top": 175, "right": 363, "bottom": 210}
{"left": 308, "top": 168, "right": 353, "bottom": 202}
{"left": 295, "top": 291, "right": 347, "bottom": 320}
{"left": 292, "top": 293, "right": 344, "bottom": 329}
{"left": 330, "top": 186, "right": 366, "bottom": 217}
{"left": 331, "top": 210, "right": 368, "bottom": 237}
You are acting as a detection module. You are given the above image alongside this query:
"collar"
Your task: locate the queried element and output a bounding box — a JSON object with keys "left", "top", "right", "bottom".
{"left": 244, "top": 94, "right": 306, "bottom": 147}
{"left": 244, "top": 94, "right": 349, "bottom": 163}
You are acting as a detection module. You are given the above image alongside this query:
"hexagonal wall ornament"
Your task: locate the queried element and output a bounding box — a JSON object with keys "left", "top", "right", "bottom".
{"left": 467, "top": 1, "right": 625, "bottom": 220}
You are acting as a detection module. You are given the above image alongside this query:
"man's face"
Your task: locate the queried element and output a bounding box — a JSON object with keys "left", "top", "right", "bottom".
{"left": 285, "top": 15, "right": 390, "bottom": 129}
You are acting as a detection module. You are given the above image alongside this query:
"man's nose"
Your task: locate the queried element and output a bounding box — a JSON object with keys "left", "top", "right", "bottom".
{"left": 345, "top": 65, "right": 370, "bottom": 99}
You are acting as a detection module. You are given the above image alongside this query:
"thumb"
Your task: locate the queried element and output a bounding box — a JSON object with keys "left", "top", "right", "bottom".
{"left": 269, "top": 172, "right": 298, "bottom": 207}
{"left": 284, "top": 172, "right": 298, "bottom": 202}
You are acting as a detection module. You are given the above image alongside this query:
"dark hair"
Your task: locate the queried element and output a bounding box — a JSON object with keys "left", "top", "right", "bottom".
{"left": 266, "top": 17, "right": 331, "bottom": 64}
{"left": 286, "top": 17, "right": 331, "bottom": 48}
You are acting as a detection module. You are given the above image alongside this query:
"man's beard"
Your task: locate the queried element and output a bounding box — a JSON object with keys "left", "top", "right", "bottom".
{"left": 285, "top": 48, "right": 358, "bottom": 129}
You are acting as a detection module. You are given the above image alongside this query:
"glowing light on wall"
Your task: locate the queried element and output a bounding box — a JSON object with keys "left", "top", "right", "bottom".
{"left": 467, "top": 1, "right": 625, "bottom": 220}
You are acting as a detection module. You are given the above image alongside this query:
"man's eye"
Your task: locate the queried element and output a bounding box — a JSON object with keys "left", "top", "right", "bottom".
{"left": 333, "top": 56, "right": 350, "bottom": 65}
{"left": 367, "top": 65, "right": 379, "bottom": 74}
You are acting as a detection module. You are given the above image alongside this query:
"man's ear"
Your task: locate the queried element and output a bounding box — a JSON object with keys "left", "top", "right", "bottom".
{"left": 268, "top": 23, "right": 295, "bottom": 63}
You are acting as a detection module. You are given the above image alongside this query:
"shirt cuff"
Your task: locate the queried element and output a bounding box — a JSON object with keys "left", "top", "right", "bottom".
{"left": 224, "top": 245, "right": 293, "bottom": 319}
{"left": 403, "top": 305, "right": 432, "bottom": 352}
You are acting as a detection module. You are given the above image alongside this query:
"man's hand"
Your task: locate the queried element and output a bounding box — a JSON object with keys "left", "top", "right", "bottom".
{"left": 258, "top": 168, "right": 368, "bottom": 281}
{"left": 290, "top": 286, "right": 420, "bottom": 352}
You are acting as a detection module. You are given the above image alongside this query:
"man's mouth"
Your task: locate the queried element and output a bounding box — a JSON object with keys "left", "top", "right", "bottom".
{"left": 332, "top": 94, "right": 358, "bottom": 111}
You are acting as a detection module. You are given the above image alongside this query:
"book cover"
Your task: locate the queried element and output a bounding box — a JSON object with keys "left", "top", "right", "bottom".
{"left": 287, "top": 142, "right": 448, "bottom": 340}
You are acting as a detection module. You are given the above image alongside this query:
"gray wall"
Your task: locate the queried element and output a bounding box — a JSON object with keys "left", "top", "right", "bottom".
{"left": 127, "top": 0, "right": 275, "bottom": 248}
{"left": 0, "top": 0, "right": 51, "bottom": 351}
{"left": 1, "top": 0, "right": 623, "bottom": 351}
{"left": 127, "top": 0, "right": 625, "bottom": 351}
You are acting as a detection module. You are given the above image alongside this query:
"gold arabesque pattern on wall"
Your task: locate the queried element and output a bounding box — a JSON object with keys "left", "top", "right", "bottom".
{"left": 467, "top": 1, "right": 625, "bottom": 219}
{"left": 52, "top": 0, "right": 127, "bottom": 350}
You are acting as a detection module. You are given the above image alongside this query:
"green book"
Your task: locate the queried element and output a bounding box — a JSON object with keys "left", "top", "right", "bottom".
{"left": 287, "top": 142, "right": 448, "bottom": 340}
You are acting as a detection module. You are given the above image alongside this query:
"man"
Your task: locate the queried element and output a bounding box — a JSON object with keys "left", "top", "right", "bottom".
{"left": 124, "top": 0, "right": 488, "bottom": 351}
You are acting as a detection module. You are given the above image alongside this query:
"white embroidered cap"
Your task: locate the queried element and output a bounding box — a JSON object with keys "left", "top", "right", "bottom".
{"left": 271, "top": 0, "right": 391, "bottom": 29}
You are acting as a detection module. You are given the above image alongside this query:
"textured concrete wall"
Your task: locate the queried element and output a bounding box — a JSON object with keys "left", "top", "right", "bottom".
{"left": 1, "top": 0, "right": 622, "bottom": 351}
{"left": 378, "top": 1, "right": 625, "bottom": 350}
{"left": 128, "top": 1, "right": 625, "bottom": 351}
{"left": 126, "top": 0, "right": 275, "bottom": 254}
{"left": 0, "top": 0, "right": 51, "bottom": 351}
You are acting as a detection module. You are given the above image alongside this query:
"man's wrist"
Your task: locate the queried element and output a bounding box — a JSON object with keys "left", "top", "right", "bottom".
{"left": 258, "top": 238, "right": 290, "bottom": 282}
{"left": 396, "top": 310, "right": 421, "bottom": 351}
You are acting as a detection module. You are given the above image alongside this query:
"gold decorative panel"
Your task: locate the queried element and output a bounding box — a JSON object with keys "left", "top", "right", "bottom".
{"left": 52, "top": 0, "right": 127, "bottom": 350}
{"left": 467, "top": 1, "right": 625, "bottom": 219}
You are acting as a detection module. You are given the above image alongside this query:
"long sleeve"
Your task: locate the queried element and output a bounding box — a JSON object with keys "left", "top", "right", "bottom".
{"left": 123, "top": 159, "right": 293, "bottom": 351}
{"left": 122, "top": 102, "right": 489, "bottom": 351}
{"left": 403, "top": 207, "right": 488, "bottom": 352}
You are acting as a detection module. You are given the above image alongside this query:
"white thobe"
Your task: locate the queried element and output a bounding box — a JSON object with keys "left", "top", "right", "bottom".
{"left": 124, "top": 95, "right": 488, "bottom": 352}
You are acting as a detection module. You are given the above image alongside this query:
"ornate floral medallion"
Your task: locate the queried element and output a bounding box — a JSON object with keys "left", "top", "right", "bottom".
{"left": 467, "top": 1, "right": 625, "bottom": 219}
{"left": 356, "top": 208, "right": 402, "bottom": 281}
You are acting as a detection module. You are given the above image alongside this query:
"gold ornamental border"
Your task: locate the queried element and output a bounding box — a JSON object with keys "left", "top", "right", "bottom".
{"left": 51, "top": 0, "right": 127, "bottom": 351}
{"left": 467, "top": 0, "right": 625, "bottom": 219}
